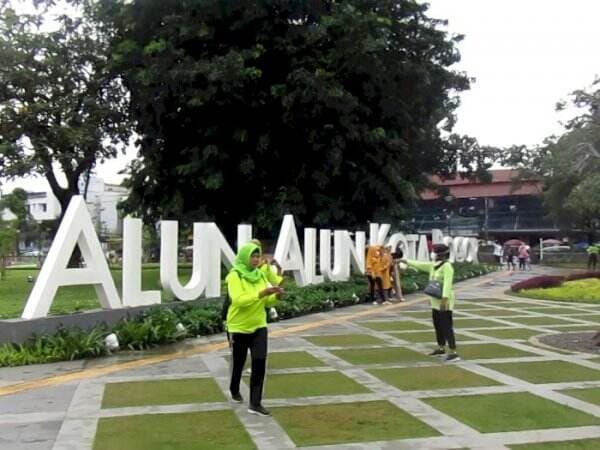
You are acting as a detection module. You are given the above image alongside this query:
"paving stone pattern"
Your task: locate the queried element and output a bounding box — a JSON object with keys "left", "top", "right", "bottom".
{"left": 1, "top": 266, "right": 600, "bottom": 449}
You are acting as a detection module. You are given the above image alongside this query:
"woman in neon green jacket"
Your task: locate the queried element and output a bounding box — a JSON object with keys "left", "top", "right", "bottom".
{"left": 226, "top": 242, "right": 283, "bottom": 417}
{"left": 403, "top": 243, "right": 459, "bottom": 362}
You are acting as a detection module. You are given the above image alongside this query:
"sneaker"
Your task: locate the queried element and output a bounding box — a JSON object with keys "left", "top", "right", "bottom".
{"left": 428, "top": 348, "right": 446, "bottom": 356}
{"left": 248, "top": 404, "right": 271, "bottom": 416}
{"left": 230, "top": 392, "right": 243, "bottom": 403}
{"left": 445, "top": 353, "right": 461, "bottom": 362}
{"left": 382, "top": 300, "right": 392, "bottom": 305}
{"left": 372, "top": 301, "right": 380, "bottom": 305}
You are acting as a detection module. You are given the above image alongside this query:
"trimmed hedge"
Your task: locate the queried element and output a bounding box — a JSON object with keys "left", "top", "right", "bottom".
{"left": 0, "top": 262, "right": 494, "bottom": 367}
{"left": 565, "top": 271, "right": 600, "bottom": 282}
{"left": 510, "top": 276, "right": 565, "bottom": 292}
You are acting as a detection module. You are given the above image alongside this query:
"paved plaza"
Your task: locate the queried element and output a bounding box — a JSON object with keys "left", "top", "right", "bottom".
{"left": 2, "top": 266, "right": 600, "bottom": 449}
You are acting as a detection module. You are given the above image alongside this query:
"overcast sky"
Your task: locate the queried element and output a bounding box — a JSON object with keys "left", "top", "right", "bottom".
{"left": 2, "top": 0, "right": 600, "bottom": 193}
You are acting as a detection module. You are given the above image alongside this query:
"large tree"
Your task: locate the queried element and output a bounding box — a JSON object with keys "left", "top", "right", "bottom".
{"left": 0, "top": 0, "right": 131, "bottom": 216}
{"left": 102, "top": 0, "right": 471, "bottom": 234}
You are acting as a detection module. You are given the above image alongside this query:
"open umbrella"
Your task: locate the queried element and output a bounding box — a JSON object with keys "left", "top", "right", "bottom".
{"left": 542, "top": 239, "right": 562, "bottom": 245}
{"left": 504, "top": 239, "right": 524, "bottom": 247}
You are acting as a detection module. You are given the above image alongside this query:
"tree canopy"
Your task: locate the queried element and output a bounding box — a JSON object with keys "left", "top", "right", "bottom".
{"left": 0, "top": 0, "right": 131, "bottom": 215}
{"left": 101, "top": 0, "right": 471, "bottom": 234}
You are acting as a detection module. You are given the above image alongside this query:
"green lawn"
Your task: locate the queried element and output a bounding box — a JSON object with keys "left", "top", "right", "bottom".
{"left": 456, "top": 343, "right": 536, "bottom": 359}
{"left": 94, "top": 411, "right": 256, "bottom": 450}
{"left": 472, "top": 328, "right": 542, "bottom": 340}
{"left": 304, "top": 334, "right": 385, "bottom": 347}
{"left": 484, "top": 361, "right": 600, "bottom": 384}
{"left": 509, "top": 438, "right": 600, "bottom": 449}
{"left": 358, "top": 320, "right": 431, "bottom": 331}
{"left": 331, "top": 347, "right": 430, "bottom": 365}
{"left": 561, "top": 387, "right": 600, "bottom": 406}
{"left": 368, "top": 365, "right": 500, "bottom": 391}
{"left": 262, "top": 371, "right": 369, "bottom": 398}
{"left": 272, "top": 401, "right": 439, "bottom": 446}
{"left": 0, "top": 267, "right": 193, "bottom": 319}
{"left": 424, "top": 392, "right": 600, "bottom": 433}
{"left": 101, "top": 378, "right": 225, "bottom": 408}
{"left": 387, "top": 331, "right": 476, "bottom": 343}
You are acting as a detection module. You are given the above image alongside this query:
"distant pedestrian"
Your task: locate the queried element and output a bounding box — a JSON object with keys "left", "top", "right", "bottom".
{"left": 493, "top": 241, "right": 503, "bottom": 267}
{"left": 366, "top": 245, "right": 389, "bottom": 305}
{"left": 518, "top": 244, "right": 529, "bottom": 271}
{"left": 588, "top": 243, "right": 599, "bottom": 270}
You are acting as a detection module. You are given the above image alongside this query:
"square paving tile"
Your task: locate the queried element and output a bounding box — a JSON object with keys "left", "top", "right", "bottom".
{"left": 483, "top": 361, "right": 600, "bottom": 383}
{"left": 457, "top": 343, "right": 536, "bottom": 359}
{"left": 272, "top": 401, "right": 439, "bottom": 446}
{"left": 566, "top": 314, "right": 600, "bottom": 323}
{"left": 359, "top": 320, "right": 431, "bottom": 331}
{"left": 267, "top": 351, "right": 327, "bottom": 369}
{"left": 368, "top": 365, "right": 501, "bottom": 390}
{"left": 262, "top": 371, "right": 370, "bottom": 398}
{"left": 504, "top": 316, "right": 578, "bottom": 326}
{"left": 402, "top": 311, "right": 433, "bottom": 319}
{"left": 331, "top": 347, "right": 430, "bottom": 365}
{"left": 101, "top": 378, "right": 225, "bottom": 409}
{"left": 489, "top": 302, "right": 540, "bottom": 309}
{"left": 460, "top": 308, "right": 524, "bottom": 317}
{"left": 560, "top": 387, "right": 600, "bottom": 406}
{"left": 472, "top": 328, "right": 542, "bottom": 340}
{"left": 547, "top": 325, "right": 600, "bottom": 332}
{"left": 509, "top": 437, "right": 600, "bottom": 449}
{"left": 94, "top": 410, "right": 256, "bottom": 450}
{"left": 424, "top": 392, "right": 600, "bottom": 433}
{"left": 304, "top": 334, "right": 385, "bottom": 347}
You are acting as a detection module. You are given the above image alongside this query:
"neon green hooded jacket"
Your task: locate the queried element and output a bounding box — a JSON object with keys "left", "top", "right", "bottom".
{"left": 226, "top": 243, "right": 279, "bottom": 333}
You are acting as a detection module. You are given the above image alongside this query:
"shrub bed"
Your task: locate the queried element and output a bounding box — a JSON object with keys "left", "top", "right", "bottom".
{"left": 0, "top": 262, "right": 493, "bottom": 367}
{"left": 510, "top": 276, "right": 565, "bottom": 292}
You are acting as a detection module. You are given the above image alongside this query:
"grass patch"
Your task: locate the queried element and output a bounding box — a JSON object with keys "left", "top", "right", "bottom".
{"left": 457, "top": 343, "right": 536, "bottom": 359}
{"left": 388, "top": 331, "right": 475, "bottom": 343}
{"left": 561, "top": 387, "right": 600, "bottom": 406}
{"left": 505, "top": 316, "right": 576, "bottom": 326}
{"left": 331, "top": 347, "right": 430, "bottom": 365}
{"left": 402, "top": 311, "right": 433, "bottom": 319}
{"left": 226, "top": 351, "right": 327, "bottom": 371}
{"left": 454, "top": 318, "right": 507, "bottom": 328}
{"left": 359, "top": 320, "right": 431, "bottom": 331}
{"left": 516, "top": 279, "right": 600, "bottom": 303}
{"left": 567, "top": 314, "right": 600, "bottom": 323}
{"left": 472, "top": 328, "right": 542, "bottom": 340}
{"left": 101, "top": 378, "right": 225, "bottom": 409}
{"left": 459, "top": 308, "right": 525, "bottom": 317}
{"left": 267, "top": 351, "right": 327, "bottom": 369}
{"left": 547, "top": 325, "right": 600, "bottom": 332}
{"left": 488, "top": 302, "right": 540, "bottom": 309}
{"left": 509, "top": 438, "right": 600, "bottom": 449}
{"left": 483, "top": 361, "right": 600, "bottom": 384}
{"left": 272, "top": 401, "right": 439, "bottom": 446}
{"left": 93, "top": 410, "right": 255, "bottom": 450}
{"left": 527, "top": 307, "right": 590, "bottom": 315}
{"left": 368, "top": 365, "right": 500, "bottom": 390}
{"left": 0, "top": 266, "right": 193, "bottom": 318}
{"left": 263, "top": 371, "right": 369, "bottom": 398}
{"left": 424, "top": 392, "right": 600, "bottom": 432}
{"left": 304, "top": 334, "right": 385, "bottom": 347}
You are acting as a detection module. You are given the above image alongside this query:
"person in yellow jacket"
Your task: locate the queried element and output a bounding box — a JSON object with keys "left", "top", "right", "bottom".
{"left": 226, "top": 242, "right": 283, "bottom": 416}
{"left": 402, "top": 243, "right": 459, "bottom": 362}
{"left": 587, "top": 243, "right": 599, "bottom": 270}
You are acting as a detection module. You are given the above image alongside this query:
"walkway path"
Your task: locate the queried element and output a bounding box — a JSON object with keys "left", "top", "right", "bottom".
{"left": 1, "top": 265, "right": 600, "bottom": 450}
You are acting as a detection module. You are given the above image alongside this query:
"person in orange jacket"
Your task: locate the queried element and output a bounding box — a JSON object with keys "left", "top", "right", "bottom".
{"left": 366, "top": 245, "right": 390, "bottom": 305}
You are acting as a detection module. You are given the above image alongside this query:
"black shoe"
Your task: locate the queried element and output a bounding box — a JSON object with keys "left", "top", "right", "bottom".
{"left": 230, "top": 392, "right": 243, "bottom": 403}
{"left": 445, "top": 353, "right": 461, "bottom": 362}
{"left": 248, "top": 404, "right": 271, "bottom": 416}
{"left": 428, "top": 348, "right": 445, "bottom": 356}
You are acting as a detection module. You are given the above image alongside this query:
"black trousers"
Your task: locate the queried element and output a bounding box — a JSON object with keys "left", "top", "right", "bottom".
{"left": 229, "top": 327, "right": 268, "bottom": 407}
{"left": 432, "top": 309, "right": 456, "bottom": 350}
{"left": 367, "top": 275, "right": 385, "bottom": 303}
